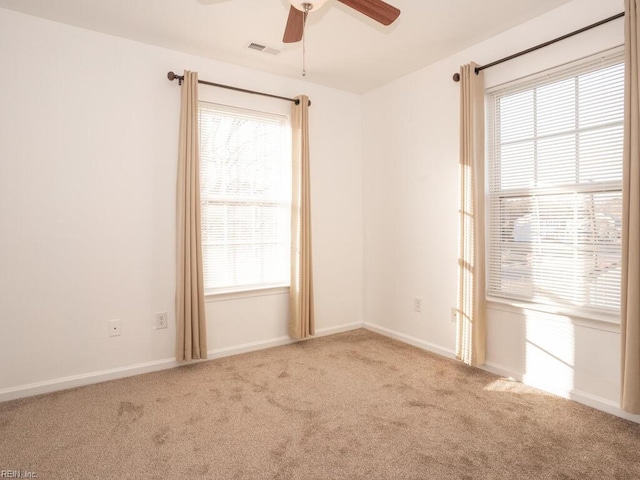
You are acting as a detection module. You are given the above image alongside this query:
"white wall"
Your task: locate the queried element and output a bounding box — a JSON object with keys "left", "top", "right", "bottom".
{"left": 0, "top": 8, "right": 363, "bottom": 397}
{"left": 363, "top": 0, "right": 640, "bottom": 421}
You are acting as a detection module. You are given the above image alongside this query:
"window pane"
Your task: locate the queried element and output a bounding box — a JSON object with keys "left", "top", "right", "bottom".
{"left": 199, "top": 103, "right": 291, "bottom": 292}
{"left": 579, "top": 63, "right": 624, "bottom": 128}
{"left": 499, "top": 90, "right": 534, "bottom": 143}
{"left": 579, "top": 125, "right": 624, "bottom": 184}
{"left": 490, "top": 192, "right": 621, "bottom": 311}
{"left": 500, "top": 141, "right": 534, "bottom": 190}
{"left": 537, "top": 133, "right": 576, "bottom": 187}
{"left": 537, "top": 77, "right": 575, "bottom": 137}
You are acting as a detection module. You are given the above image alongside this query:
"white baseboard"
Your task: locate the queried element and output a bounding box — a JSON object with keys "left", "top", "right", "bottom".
{"left": 5, "top": 320, "right": 637, "bottom": 424}
{"left": 207, "top": 336, "right": 295, "bottom": 359}
{"left": 316, "top": 322, "right": 364, "bottom": 337}
{"left": 0, "top": 322, "right": 363, "bottom": 403}
{"left": 206, "top": 322, "right": 363, "bottom": 359}
{"left": 0, "top": 358, "right": 181, "bottom": 403}
{"left": 363, "top": 322, "right": 456, "bottom": 359}
{"left": 482, "top": 361, "right": 522, "bottom": 380}
{"left": 484, "top": 361, "right": 640, "bottom": 424}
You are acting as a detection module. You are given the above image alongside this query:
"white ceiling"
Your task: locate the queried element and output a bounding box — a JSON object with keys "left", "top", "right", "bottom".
{"left": 0, "top": 0, "right": 574, "bottom": 93}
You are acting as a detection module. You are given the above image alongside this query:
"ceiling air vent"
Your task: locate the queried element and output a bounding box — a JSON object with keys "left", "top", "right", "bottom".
{"left": 247, "top": 42, "right": 281, "bottom": 56}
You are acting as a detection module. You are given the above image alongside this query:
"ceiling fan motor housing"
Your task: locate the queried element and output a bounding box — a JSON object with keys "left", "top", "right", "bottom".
{"left": 289, "top": 0, "right": 330, "bottom": 12}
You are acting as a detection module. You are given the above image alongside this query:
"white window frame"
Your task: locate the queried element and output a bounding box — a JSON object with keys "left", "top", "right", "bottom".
{"left": 485, "top": 48, "right": 624, "bottom": 324}
{"left": 198, "top": 101, "right": 292, "bottom": 297}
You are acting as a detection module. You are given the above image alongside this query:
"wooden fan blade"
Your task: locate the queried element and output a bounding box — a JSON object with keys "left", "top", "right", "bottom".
{"left": 337, "top": 0, "right": 400, "bottom": 26}
{"left": 283, "top": 6, "right": 305, "bottom": 43}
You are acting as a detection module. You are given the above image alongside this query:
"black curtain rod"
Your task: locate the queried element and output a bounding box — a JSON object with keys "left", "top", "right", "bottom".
{"left": 452, "top": 11, "right": 625, "bottom": 82}
{"left": 167, "top": 71, "right": 311, "bottom": 106}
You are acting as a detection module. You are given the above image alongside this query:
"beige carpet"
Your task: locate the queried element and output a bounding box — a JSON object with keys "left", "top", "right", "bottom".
{"left": 1, "top": 329, "right": 639, "bottom": 479}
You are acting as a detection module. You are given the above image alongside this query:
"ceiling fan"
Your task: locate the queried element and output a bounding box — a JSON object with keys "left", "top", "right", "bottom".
{"left": 197, "top": 0, "right": 401, "bottom": 43}
{"left": 282, "top": 0, "right": 400, "bottom": 43}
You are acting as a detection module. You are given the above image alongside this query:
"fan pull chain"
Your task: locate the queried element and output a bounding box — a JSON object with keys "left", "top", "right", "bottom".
{"left": 302, "top": 7, "right": 308, "bottom": 77}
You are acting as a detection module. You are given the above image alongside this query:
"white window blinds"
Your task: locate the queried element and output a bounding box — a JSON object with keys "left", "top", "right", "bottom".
{"left": 199, "top": 102, "right": 291, "bottom": 293}
{"left": 486, "top": 50, "right": 624, "bottom": 316}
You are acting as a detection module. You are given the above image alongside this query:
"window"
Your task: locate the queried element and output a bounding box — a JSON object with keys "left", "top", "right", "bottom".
{"left": 487, "top": 50, "right": 624, "bottom": 317}
{"left": 199, "top": 102, "right": 291, "bottom": 294}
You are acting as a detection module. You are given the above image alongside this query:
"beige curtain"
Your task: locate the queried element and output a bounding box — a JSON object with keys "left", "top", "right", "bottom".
{"left": 289, "top": 95, "right": 314, "bottom": 339}
{"left": 456, "top": 63, "right": 486, "bottom": 367}
{"left": 176, "top": 70, "right": 207, "bottom": 361}
{"left": 621, "top": 0, "right": 640, "bottom": 414}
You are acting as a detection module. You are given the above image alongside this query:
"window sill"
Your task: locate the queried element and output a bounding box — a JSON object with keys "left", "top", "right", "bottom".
{"left": 486, "top": 296, "right": 620, "bottom": 333}
{"left": 206, "top": 285, "right": 290, "bottom": 303}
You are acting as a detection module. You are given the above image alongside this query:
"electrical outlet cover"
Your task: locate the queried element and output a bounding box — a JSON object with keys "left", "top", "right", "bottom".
{"left": 109, "top": 319, "right": 121, "bottom": 337}
{"left": 414, "top": 297, "right": 422, "bottom": 313}
{"left": 156, "top": 312, "right": 168, "bottom": 329}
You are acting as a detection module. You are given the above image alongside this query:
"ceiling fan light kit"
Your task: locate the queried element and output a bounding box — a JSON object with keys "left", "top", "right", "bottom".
{"left": 289, "top": 0, "right": 330, "bottom": 12}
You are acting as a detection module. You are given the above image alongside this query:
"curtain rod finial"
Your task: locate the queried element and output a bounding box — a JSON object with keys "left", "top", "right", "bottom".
{"left": 453, "top": 73, "right": 461, "bottom": 82}
{"left": 167, "top": 71, "right": 184, "bottom": 85}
